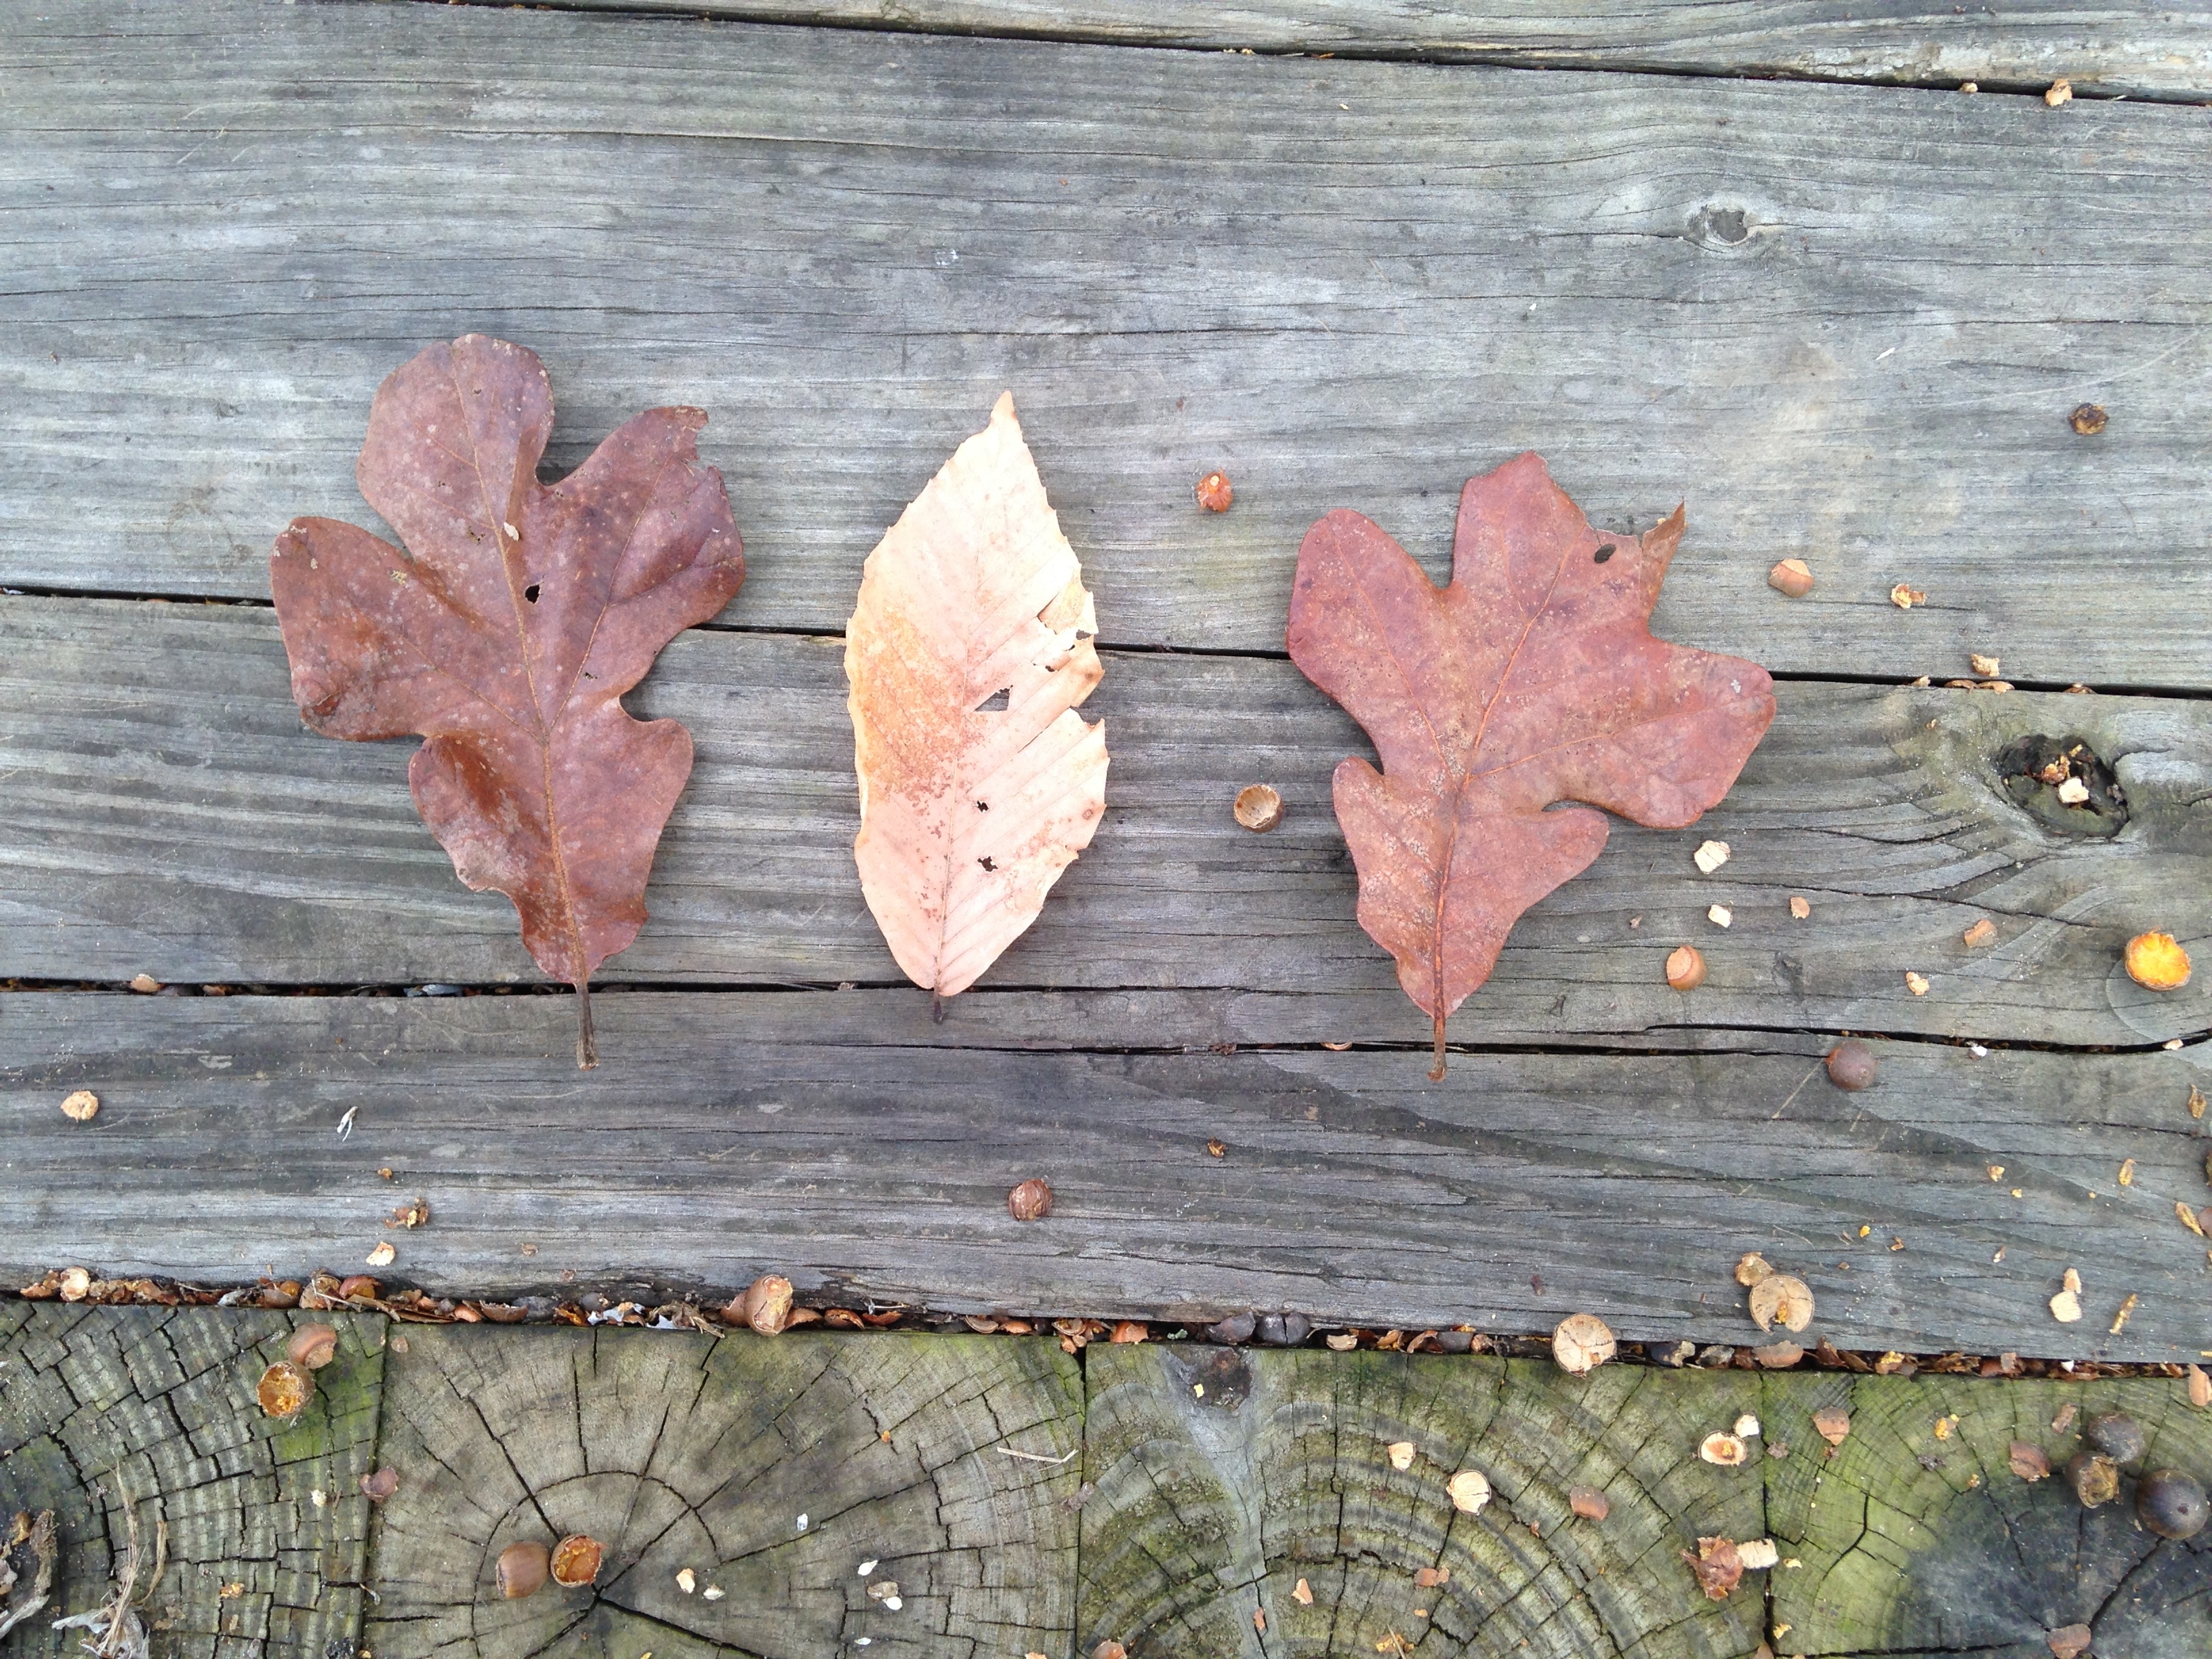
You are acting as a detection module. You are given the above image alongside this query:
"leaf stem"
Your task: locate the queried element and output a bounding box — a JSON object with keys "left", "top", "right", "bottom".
{"left": 575, "top": 980, "right": 598, "bottom": 1071}
{"left": 1429, "top": 1013, "right": 1448, "bottom": 1081}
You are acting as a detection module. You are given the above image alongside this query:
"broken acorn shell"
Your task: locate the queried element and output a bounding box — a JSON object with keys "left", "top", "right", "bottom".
{"left": 1825, "top": 1039, "right": 1878, "bottom": 1091}
{"left": 1233, "top": 783, "right": 1284, "bottom": 832}
{"left": 497, "top": 1540, "right": 550, "bottom": 1599}
{"left": 60, "top": 1089, "right": 100, "bottom": 1122}
{"left": 2065, "top": 1451, "right": 2121, "bottom": 1509}
{"left": 2123, "top": 931, "right": 2192, "bottom": 991}
{"left": 256, "top": 1359, "right": 314, "bottom": 1420}
{"left": 731, "top": 1273, "right": 794, "bottom": 1336}
{"left": 1766, "top": 558, "right": 1814, "bottom": 598}
{"left": 1008, "top": 1178, "right": 1054, "bottom": 1221}
{"left": 1665, "top": 945, "right": 1706, "bottom": 991}
{"left": 1748, "top": 1273, "right": 1815, "bottom": 1333}
{"left": 1552, "top": 1313, "right": 1616, "bottom": 1376}
{"left": 549, "top": 1534, "right": 603, "bottom": 1589}
{"left": 285, "top": 1323, "right": 341, "bottom": 1371}
{"left": 1194, "top": 470, "right": 1233, "bottom": 512}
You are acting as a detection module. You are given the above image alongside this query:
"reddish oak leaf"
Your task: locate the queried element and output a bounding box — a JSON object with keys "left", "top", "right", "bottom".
{"left": 270, "top": 335, "right": 743, "bottom": 1067}
{"left": 1287, "top": 454, "right": 1773, "bottom": 1077}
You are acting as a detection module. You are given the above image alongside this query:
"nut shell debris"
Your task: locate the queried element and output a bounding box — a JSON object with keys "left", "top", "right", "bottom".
{"left": 1692, "top": 839, "right": 1731, "bottom": 874}
{"left": 2050, "top": 1267, "right": 2083, "bottom": 1324}
{"left": 1007, "top": 1179, "right": 1054, "bottom": 1222}
{"left": 1748, "top": 1274, "right": 1814, "bottom": 1333}
{"left": 549, "top": 1534, "right": 602, "bottom": 1589}
{"left": 1683, "top": 1536, "right": 1742, "bottom": 1600}
{"left": 285, "top": 1324, "right": 340, "bottom": 1370}
{"left": 1233, "top": 784, "right": 1284, "bottom": 832}
{"left": 1446, "top": 1469, "right": 1491, "bottom": 1513}
{"left": 1766, "top": 559, "right": 1814, "bottom": 598}
{"left": 1568, "top": 1484, "right": 1609, "bottom": 1521}
{"left": 60, "top": 1090, "right": 99, "bottom": 1122}
{"left": 256, "top": 1359, "right": 313, "bottom": 1420}
{"left": 1665, "top": 945, "right": 1706, "bottom": 991}
{"left": 2068, "top": 402, "right": 2106, "bottom": 434}
{"left": 1552, "top": 1313, "right": 1616, "bottom": 1376}
{"left": 1700, "top": 1433, "right": 1749, "bottom": 1467}
{"left": 1195, "top": 470, "right": 1233, "bottom": 512}
{"left": 1734, "top": 1252, "right": 1772, "bottom": 1287}
{"left": 2065, "top": 1452, "right": 2119, "bottom": 1509}
{"left": 2123, "top": 931, "right": 2192, "bottom": 991}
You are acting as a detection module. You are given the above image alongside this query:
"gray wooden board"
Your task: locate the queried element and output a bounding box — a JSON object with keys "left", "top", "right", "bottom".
{"left": 0, "top": 1305, "right": 383, "bottom": 1659}
{"left": 4, "top": 991, "right": 2210, "bottom": 1360}
{"left": 4, "top": 598, "right": 2209, "bottom": 1050}
{"left": 6, "top": 2, "right": 2212, "bottom": 688}
{"left": 553, "top": 0, "right": 2212, "bottom": 101}
{"left": 366, "top": 1326, "right": 1080, "bottom": 1658}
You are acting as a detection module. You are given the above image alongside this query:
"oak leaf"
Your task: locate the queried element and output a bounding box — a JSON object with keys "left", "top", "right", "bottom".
{"left": 845, "top": 392, "right": 1107, "bottom": 997}
{"left": 1286, "top": 454, "right": 1774, "bottom": 1076}
{"left": 270, "top": 335, "right": 743, "bottom": 1067}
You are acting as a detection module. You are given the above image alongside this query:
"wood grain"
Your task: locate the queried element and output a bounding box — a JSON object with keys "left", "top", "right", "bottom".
{"left": 548, "top": 0, "right": 2212, "bottom": 100}
{"left": 365, "top": 1326, "right": 1080, "bottom": 1658}
{"left": 5, "top": 991, "right": 2209, "bottom": 1360}
{"left": 1081, "top": 1343, "right": 1765, "bottom": 1659}
{"left": 5, "top": 2, "right": 2212, "bottom": 687}
{"left": 3, "top": 598, "right": 2205, "bottom": 1048}
{"left": 0, "top": 1305, "right": 382, "bottom": 1658}
{"left": 1766, "top": 1371, "right": 2212, "bottom": 1654}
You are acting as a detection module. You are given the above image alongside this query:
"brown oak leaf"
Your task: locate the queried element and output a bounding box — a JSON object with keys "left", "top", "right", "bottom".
{"left": 270, "top": 335, "right": 743, "bottom": 1067}
{"left": 1286, "top": 455, "right": 1773, "bottom": 1075}
{"left": 846, "top": 392, "right": 1107, "bottom": 998}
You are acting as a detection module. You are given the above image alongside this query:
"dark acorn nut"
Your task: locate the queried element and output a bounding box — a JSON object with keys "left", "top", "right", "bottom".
{"left": 256, "top": 1359, "right": 314, "bottom": 1419}
{"left": 1825, "top": 1039, "right": 1879, "bottom": 1091}
{"left": 2065, "top": 1451, "right": 2121, "bottom": 1509}
{"left": 549, "top": 1534, "right": 603, "bottom": 1588}
{"left": 2083, "top": 1410, "right": 2148, "bottom": 1465}
{"left": 1208, "top": 1311, "right": 1256, "bottom": 1345}
{"left": 2137, "top": 1469, "right": 2209, "bottom": 1540}
{"left": 496, "top": 1540, "right": 550, "bottom": 1599}
{"left": 285, "top": 1323, "right": 341, "bottom": 1370}
{"left": 1008, "top": 1179, "right": 1054, "bottom": 1221}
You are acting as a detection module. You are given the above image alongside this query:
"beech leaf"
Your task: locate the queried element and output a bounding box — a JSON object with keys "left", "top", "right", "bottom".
{"left": 270, "top": 335, "right": 743, "bottom": 1067}
{"left": 846, "top": 392, "right": 1107, "bottom": 998}
{"left": 1287, "top": 453, "right": 1774, "bottom": 1076}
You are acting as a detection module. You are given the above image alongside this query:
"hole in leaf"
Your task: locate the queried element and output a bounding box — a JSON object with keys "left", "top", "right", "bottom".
{"left": 975, "top": 687, "right": 1011, "bottom": 713}
{"left": 523, "top": 583, "right": 541, "bottom": 604}
{"left": 977, "top": 855, "right": 997, "bottom": 872}
{"left": 1593, "top": 544, "right": 1616, "bottom": 564}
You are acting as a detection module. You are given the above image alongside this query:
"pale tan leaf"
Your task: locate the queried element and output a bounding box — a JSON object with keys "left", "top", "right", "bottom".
{"left": 846, "top": 393, "right": 1107, "bottom": 994}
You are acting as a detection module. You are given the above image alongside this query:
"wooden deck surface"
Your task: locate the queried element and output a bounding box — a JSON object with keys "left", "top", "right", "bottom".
{"left": 3, "top": 0, "right": 2210, "bottom": 1399}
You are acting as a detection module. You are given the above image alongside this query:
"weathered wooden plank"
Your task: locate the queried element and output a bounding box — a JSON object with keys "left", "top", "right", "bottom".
{"left": 7, "top": 2, "right": 2212, "bottom": 687}
{"left": 5, "top": 992, "right": 2209, "bottom": 1359}
{"left": 1079, "top": 1343, "right": 1767, "bottom": 1659}
{"left": 1765, "top": 1370, "right": 2212, "bottom": 1655}
{"left": 544, "top": 0, "right": 2212, "bottom": 100}
{"left": 365, "top": 1325, "right": 1080, "bottom": 1658}
{"left": 0, "top": 1305, "right": 382, "bottom": 1658}
{"left": 4, "top": 598, "right": 2205, "bottom": 1048}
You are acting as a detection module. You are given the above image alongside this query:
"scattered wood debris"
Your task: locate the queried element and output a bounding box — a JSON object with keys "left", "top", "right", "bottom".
{"left": 385, "top": 1196, "right": 430, "bottom": 1229}
{"left": 2050, "top": 1269, "right": 2083, "bottom": 1324}
{"left": 1969, "top": 652, "right": 2001, "bottom": 677}
{"left": 2110, "top": 1293, "right": 2139, "bottom": 1336}
{"left": 1788, "top": 895, "right": 1810, "bottom": 919}
{"left": 1386, "top": 1440, "right": 1416, "bottom": 1471}
{"left": 1292, "top": 1578, "right": 1313, "bottom": 1605}
{"left": 1889, "top": 583, "right": 1926, "bottom": 609}
{"left": 1693, "top": 839, "right": 1731, "bottom": 874}
{"left": 1708, "top": 904, "right": 1733, "bottom": 928}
